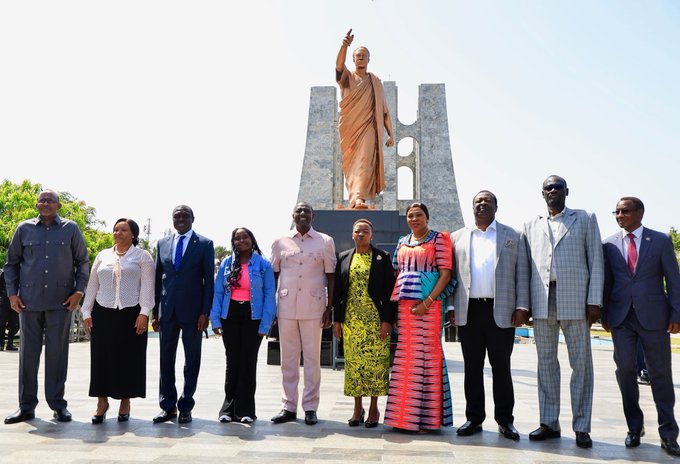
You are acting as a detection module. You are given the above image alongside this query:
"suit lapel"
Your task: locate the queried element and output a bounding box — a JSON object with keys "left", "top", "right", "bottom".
{"left": 162, "top": 236, "right": 174, "bottom": 264}
{"left": 458, "top": 228, "right": 472, "bottom": 288}
{"left": 495, "top": 224, "right": 506, "bottom": 270}
{"left": 554, "top": 208, "right": 576, "bottom": 246}
{"left": 179, "top": 232, "right": 199, "bottom": 269}
{"left": 537, "top": 213, "right": 551, "bottom": 242}
{"left": 635, "top": 228, "right": 652, "bottom": 274}
{"left": 611, "top": 233, "right": 626, "bottom": 263}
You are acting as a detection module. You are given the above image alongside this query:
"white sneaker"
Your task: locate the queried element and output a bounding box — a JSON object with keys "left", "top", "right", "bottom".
{"left": 218, "top": 414, "right": 232, "bottom": 423}
{"left": 240, "top": 416, "right": 254, "bottom": 424}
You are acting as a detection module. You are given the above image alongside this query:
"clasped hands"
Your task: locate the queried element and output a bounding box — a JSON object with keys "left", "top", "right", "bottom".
{"left": 84, "top": 314, "right": 148, "bottom": 336}
{"left": 410, "top": 300, "right": 429, "bottom": 316}
{"left": 446, "top": 308, "right": 529, "bottom": 327}
{"left": 151, "top": 313, "right": 209, "bottom": 333}
{"left": 334, "top": 321, "right": 391, "bottom": 340}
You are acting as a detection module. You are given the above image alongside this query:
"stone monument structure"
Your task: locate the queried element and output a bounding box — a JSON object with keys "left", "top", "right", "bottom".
{"left": 296, "top": 81, "right": 464, "bottom": 250}
{"left": 283, "top": 35, "right": 465, "bottom": 367}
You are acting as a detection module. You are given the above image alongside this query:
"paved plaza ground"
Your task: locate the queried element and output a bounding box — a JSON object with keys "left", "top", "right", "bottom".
{"left": 0, "top": 333, "right": 678, "bottom": 463}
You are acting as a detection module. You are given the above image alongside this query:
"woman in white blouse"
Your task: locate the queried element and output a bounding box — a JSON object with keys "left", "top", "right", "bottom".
{"left": 81, "top": 218, "right": 155, "bottom": 423}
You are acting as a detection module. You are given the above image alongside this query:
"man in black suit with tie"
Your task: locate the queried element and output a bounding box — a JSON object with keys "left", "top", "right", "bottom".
{"left": 152, "top": 205, "right": 214, "bottom": 424}
{"left": 602, "top": 197, "right": 680, "bottom": 456}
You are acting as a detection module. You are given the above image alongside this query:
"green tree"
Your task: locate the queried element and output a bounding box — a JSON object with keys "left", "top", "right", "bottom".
{"left": 138, "top": 238, "right": 157, "bottom": 260}
{"left": 0, "top": 179, "right": 113, "bottom": 266}
{"left": 670, "top": 227, "right": 680, "bottom": 253}
{"left": 214, "top": 245, "right": 232, "bottom": 264}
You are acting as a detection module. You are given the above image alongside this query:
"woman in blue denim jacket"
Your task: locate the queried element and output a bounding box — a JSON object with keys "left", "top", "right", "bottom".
{"left": 210, "top": 227, "right": 276, "bottom": 423}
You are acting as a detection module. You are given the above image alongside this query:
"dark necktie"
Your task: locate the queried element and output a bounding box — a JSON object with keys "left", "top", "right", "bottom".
{"left": 174, "top": 235, "right": 185, "bottom": 271}
{"left": 627, "top": 233, "right": 637, "bottom": 274}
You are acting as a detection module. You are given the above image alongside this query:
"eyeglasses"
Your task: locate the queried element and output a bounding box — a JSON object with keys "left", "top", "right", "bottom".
{"left": 37, "top": 198, "right": 57, "bottom": 204}
{"left": 612, "top": 208, "right": 635, "bottom": 216}
{"left": 543, "top": 183, "right": 565, "bottom": 192}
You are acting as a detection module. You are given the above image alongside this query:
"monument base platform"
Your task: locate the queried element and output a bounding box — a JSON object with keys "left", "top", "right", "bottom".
{"left": 312, "top": 209, "right": 409, "bottom": 254}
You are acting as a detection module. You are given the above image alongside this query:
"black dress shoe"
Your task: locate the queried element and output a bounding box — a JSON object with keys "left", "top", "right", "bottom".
{"left": 637, "top": 370, "right": 651, "bottom": 386}
{"left": 456, "top": 420, "right": 483, "bottom": 436}
{"left": 178, "top": 411, "right": 192, "bottom": 424}
{"left": 5, "top": 344, "right": 17, "bottom": 351}
{"left": 625, "top": 428, "right": 644, "bottom": 448}
{"left": 4, "top": 409, "right": 35, "bottom": 424}
{"left": 53, "top": 408, "right": 72, "bottom": 422}
{"left": 575, "top": 431, "right": 592, "bottom": 448}
{"left": 498, "top": 423, "right": 520, "bottom": 440}
{"left": 91, "top": 403, "right": 109, "bottom": 424}
{"left": 304, "top": 410, "right": 318, "bottom": 425}
{"left": 348, "top": 409, "right": 365, "bottom": 427}
{"left": 271, "top": 409, "right": 297, "bottom": 424}
{"left": 661, "top": 438, "right": 680, "bottom": 456}
{"left": 529, "top": 424, "right": 561, "bottom": 441}
{"left": 152, "top": 409, "right": 177, "bottom": 423}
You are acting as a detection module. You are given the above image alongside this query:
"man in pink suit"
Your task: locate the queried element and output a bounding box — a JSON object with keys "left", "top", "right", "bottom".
{"left": 270, "top": 202, "right": 336, "bottom": 425}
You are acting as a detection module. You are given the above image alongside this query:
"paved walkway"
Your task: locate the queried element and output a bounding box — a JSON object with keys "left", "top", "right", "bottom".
{"left": 0, "top": 334, "right": 677, "bottom": 463}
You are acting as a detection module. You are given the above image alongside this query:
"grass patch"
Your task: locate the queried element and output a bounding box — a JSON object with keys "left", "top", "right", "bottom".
{"left": 590, "top": 328, "right": 680, "bottom": 353}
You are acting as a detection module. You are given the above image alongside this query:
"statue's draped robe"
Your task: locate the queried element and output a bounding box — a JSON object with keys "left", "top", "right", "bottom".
{"left": 337, "top": 65, "right": 390, "bottom": 206}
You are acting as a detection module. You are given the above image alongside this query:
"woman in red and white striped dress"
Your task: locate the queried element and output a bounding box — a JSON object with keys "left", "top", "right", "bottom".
{"left": 384, "top": 202, "right": 455, "bottom": 431}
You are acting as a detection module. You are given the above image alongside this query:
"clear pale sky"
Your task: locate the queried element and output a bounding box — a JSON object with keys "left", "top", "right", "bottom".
{"left": 2, "top": 1, "right": 679, "bottom": 252}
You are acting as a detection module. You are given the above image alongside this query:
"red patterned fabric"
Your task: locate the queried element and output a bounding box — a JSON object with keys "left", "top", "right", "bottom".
{"left": 384, "top": 230, "right": 454, "bottom": 431}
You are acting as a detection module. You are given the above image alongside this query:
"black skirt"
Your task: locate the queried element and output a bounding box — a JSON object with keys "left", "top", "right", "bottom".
{"left": 89, "top": 301, "right": 147, "bottom": 399}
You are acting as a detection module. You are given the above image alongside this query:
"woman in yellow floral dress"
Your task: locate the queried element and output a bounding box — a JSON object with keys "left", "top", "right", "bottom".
{"left": 333, "top": 219, "right": 396, "bottom": 428}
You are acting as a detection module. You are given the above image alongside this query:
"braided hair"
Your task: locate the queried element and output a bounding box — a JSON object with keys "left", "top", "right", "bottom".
{"left": 225, "top": 227, "right": 263, "bottom": 290}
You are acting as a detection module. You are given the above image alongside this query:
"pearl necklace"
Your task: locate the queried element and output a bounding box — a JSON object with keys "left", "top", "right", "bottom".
{"left": 411, "top": 229, "right": 430, "bottom": 242}
{"left": 114, "top": 246, "right": 130, "bottom": 257}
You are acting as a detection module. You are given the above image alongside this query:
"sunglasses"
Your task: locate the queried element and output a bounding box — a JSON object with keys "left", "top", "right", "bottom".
{"left": 612, "top": 208, "right": 635, "bottom": 216}
{"left": 543, "top": 183, "right": 565, "bottom": 192}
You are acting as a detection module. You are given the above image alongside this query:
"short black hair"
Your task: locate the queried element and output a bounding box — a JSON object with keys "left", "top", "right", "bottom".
{"left": 352, "top": 218, "right": 374, "bottom": 230}
{"left": 406, "top": 202, "right": 429, "bottom": 220}
{"left": 619, "top": 196, "right": 645, "bottom": 211}
{"left": 114, "top": 218, "right": 140, "bottom": 246}
{"left": 173, "top": 205, "right": 195, "bottom": 219}
{"left": 543, "top": 175, "right": 567, "bottom": 189}
{"left": 473, "top": 190, "right": 498, "bottom": 206}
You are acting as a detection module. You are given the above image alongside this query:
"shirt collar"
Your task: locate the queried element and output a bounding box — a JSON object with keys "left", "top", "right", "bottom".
{"left": 548, "top": 210, "right": 565, "bottom": 219}
{"left": 36, "top": 214, "right": 63, "bottom": 226}
{"left": 177, "top": 229, "right": 193, "bottom": 240}
{"left": 623, "top": 225, "right": 644, "bottom": 240}
{"left": 472, "top": 219, "right": 497, "bottom": 234}
{"left": 291, "top": 226, "right": 317, "bottom": 239}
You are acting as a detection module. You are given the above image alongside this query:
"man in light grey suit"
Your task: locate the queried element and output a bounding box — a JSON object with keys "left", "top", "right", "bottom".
{"left": 523, "top": 175, "right": 604, "bottom": 448}
{"left": 447, "top": 191, "right": 530, "bottom": 440}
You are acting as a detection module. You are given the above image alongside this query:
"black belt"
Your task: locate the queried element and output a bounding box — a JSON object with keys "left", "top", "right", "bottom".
{"left": 469, "top": 297, "right": 494, "bottom": 303}
{"left": 232, "top": 300, "right": 249, "bottom": 305}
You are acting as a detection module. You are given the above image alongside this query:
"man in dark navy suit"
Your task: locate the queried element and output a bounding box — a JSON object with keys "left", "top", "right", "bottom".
{"left": 152, "top": 205, "right": 214, "bottom": 424}
{"left": 602, "top": 196, "right": 680, "bottom": 456}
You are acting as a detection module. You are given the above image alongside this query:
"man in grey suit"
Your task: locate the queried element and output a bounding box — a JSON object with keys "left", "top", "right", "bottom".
{"left": 602, "top": 197, "right": 680, "bottom": 456}
{"left": 448, "top": 191, "right": 529, "bottom": 440}
{"left": 523, "top": 175, "right": 604, "bottom": 448}
{"left": 4, "top": 190, "right": 89, "bottom": 424}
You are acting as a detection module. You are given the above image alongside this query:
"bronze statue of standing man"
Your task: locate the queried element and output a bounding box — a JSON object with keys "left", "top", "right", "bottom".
{"left": 336, "top": 29, "right": 394, "bottom": 209}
